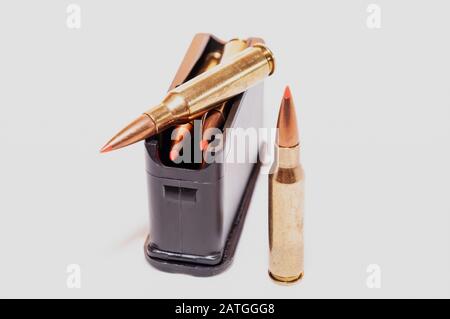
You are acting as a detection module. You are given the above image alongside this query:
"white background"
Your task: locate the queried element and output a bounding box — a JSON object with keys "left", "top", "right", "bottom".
{"left": 0, "top": 0, "right": 449, "bottom": 298}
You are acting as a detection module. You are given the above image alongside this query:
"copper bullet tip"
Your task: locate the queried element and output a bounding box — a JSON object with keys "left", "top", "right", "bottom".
{"left": 283, "top": 85, "right": 292, "bottom": 99}
{"left": 199, "top": 140, "right": 209, "bottom": 151}
{"left": 169, "top": 149, "right": 179, "bottom": 162}
{"left": 169, "top": 122, "right": 193, "bottom": 162}
{"left": 100, "top": 144, "right": 113, "bottom": 153}
{"left": 200, "top": 111, "right": 225, "bottom": 151}
{"left": 100, "top": 114, "right": 157, "bottom": 153}
{"left": 101, "top": 43, "right": 274, "bottom": 153}
{"left": 277, "top": 85, "right": 299, "bottom": 148}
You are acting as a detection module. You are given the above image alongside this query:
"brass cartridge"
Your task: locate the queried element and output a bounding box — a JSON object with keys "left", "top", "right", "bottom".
{"left": 269, "top": 86, "right": 304, "bottom": 284}
{"left": 101, "top": 44, "right": 275, "bottom": 153}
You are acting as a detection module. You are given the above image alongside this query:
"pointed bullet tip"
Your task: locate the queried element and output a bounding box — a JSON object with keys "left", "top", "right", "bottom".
{"left": 169, "top": 150, "right": 178, "bottom": 162}
{"left": 100, "top": 144, "right": 113, "bottom": 153}
{"left": 200, "top": 140, "right": 209, "bottom": 151}
{"left": 283, "top": 85, "right": 292, "bottom": 99}
{"left": 98, "top": 114, "right": 157, "bottom": 154}
{"left": 277, "top": 85, "right": 299, "bottom": 148}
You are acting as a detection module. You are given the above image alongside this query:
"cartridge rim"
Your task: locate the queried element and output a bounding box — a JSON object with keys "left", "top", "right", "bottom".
{"left": 269, "top": 271, "right": 304, "bottom": 285}
{"left": 253, "top": 43, "right": 275, "bottom": 75}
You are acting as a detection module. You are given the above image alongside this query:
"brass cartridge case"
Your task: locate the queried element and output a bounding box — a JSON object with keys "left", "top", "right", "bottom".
{"left": 168, "top": 34, "right": 223, "bottom": 90}
{"left": 101, "top": 42, "right": 274, "bottom": 153}
{"left": 170, "top": 50, "right": 222, "bottom": 162}
{"left": 145, "top": 44, "right": 275, "bottom": 132}
{"left": 201, "top": 39, "right": 248, "bottom": 151}
{"left": 269, "top": 145, "right": 304, "bottom": 283}
{"left": 196, "top": 51, "right": 222, "bottom": 75}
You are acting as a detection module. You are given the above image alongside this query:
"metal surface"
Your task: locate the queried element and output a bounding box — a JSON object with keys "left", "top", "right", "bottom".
{"left": 100, "top": 114, "right": 156, "bottom": 153}
{"left": 165, "top": 43, "right": 274, "bottom": 121}
{"left": 268, "top": 87, "right": 304, "bottom": 284}
{"left": 145, "top": 78, "right": 264, "bottom": 274}
{"left": 101, "top": 44, "right": 275, "bottom": 152}
{"left": 169, "top": 122, "right": 194, "bottom": 162}
{"left": 168, "top": 33, "right": 217, "bottom": 90}
{"left": 169, "top": 50, "right": 222, "bottom": 162}
{"left": 201, "top": 39, "right": 248, "bottom": 150}
{"left": 276, "top": 86, "right": 299, "bottom": 148}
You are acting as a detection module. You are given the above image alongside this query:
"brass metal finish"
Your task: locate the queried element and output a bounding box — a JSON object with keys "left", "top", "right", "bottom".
{"left": 197, "top": 51, "right": 222, "bottom": 74}
{"left": 201, "top": 39, "right": 248, "bottom": 150}
{"left": 169, "top": 50, "right": 222, "bottom": 162}
{"left": 268, "top": 87, "right": 304, "bottom": 284}
{"left": 147, "top": 44, "right": 274, "bottom": 125}
{"left": 168, "top": 33, "right": 223, "bottom": 90}
{"left": 101, "top": 44, "right": 275, "bottom": 152}
{"left": 247, "top": 37, "right": 264, "bottom": 46}
{"left": 221, "top": 39, "right": 248, "bottom": 63}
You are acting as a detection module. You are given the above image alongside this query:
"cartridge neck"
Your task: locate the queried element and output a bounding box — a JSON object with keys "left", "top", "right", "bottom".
{"left": 275, "top": 144, "right": 300, "bottom": 168}
{"left": 144, "top": 93, "right": 190, "bottom": 131}
{"left": 171, "top": 44, "right": 274, "bottom": 120}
